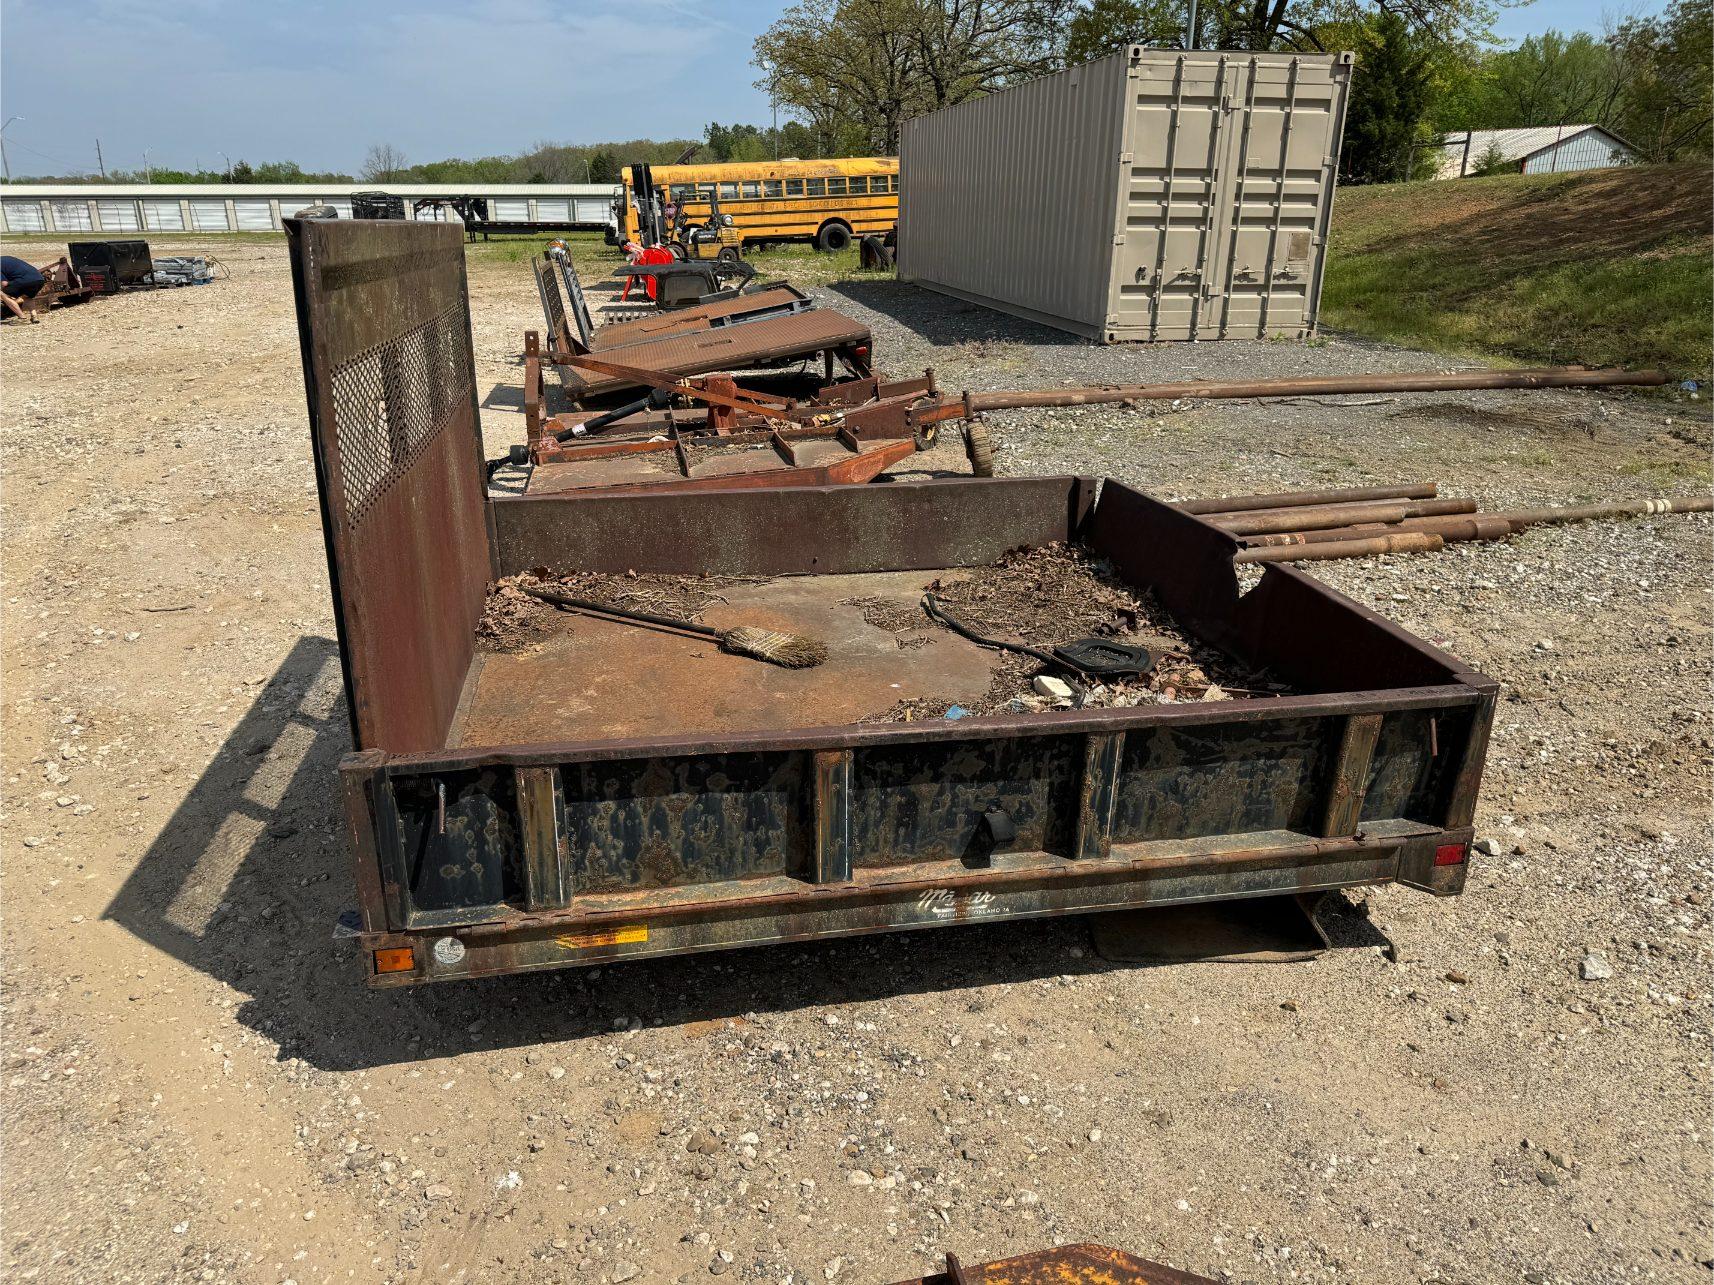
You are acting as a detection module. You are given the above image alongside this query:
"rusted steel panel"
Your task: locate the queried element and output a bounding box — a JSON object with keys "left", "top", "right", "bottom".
{"left": 552, "top": 309, "right": 872, "bottom": 399}
{"left": 893, "top": 1243, "right": 1216, "bottom": 1284}
{"left": 849, "top": 735, "right": 1083, "bottom": 867}
{"left": 286, "top": 218, "right": 492, "bottom": 752}
{"left": 491, "top": 476, "right": 1098, "bottom": 578}
{"left": 373, "top": 831, "right": 1424, "bottom": 985}
{"left": 585, "top": 285, "right": 812, "bottom": 348}
{"left": 559, "top": 752, "right": 810, "bottom": 893}
{"left": 1111, "top": 717, "right": 1339, "bottom": 844}
{"left": 1321, "top": 712, "right": 1383, "bottom": 837}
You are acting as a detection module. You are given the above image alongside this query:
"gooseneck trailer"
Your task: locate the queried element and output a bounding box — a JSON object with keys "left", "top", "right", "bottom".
{"left": 288, "top": 220, "right": 1493, "bottom": 987}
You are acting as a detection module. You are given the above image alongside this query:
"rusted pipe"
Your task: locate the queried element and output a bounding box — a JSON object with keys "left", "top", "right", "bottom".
{"left": 1177, "top": 483, "right": 1437, "bottom": 515}
{"left": 1244, "top": 515, "right": 1514, "bottom": 547}
{"left": 1214, "top": 497, "right": 1478, "bottom": 536}
{"left": 956, "top": 366, "right": 1669, "bottom": 416}
{"left": 1236, "top": 532, "right": 1446, "bottom": 563}
{"left": 1497, "top": 496, "right": 1712, "bottom": 525}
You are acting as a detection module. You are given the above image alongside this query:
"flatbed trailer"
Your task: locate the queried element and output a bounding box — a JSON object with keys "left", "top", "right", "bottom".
{"left": 287, "top": 219, "right": 1494, "bottom": 988}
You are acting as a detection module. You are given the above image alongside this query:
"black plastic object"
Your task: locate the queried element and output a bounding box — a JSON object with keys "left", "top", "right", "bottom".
{"left": 350, "top": 191, "right": 406, "bottom": 220}
{"left": 69, "top": 239, "right": 153, "bottom": 290}
{"left": 1051, "top": 636, "right": 1156, "bottom": 680}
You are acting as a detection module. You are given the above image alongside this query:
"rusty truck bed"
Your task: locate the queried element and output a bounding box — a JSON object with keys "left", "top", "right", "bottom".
{"left": 287, "top": 219, "right": 1494, "bottom": 988}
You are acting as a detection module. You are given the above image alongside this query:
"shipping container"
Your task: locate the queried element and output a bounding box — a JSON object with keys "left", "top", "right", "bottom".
{"left": 287, "top": 219, "right": 1493, "bottom": 988}
{"left": 898, "top": 47, "right": 1354, "bottom": 343}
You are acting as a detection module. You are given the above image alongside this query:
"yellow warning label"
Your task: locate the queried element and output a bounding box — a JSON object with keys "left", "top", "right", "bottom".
{"left": 556, "top": 925, "right": 648, "bottom": 950}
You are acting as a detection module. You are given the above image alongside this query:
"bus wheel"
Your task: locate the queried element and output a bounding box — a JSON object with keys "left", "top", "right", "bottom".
{"left": 816, "top": 222, "right": 853, "bottom": 252}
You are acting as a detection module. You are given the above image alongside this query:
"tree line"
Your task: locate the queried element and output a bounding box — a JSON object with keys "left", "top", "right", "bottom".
{"left": 10, "top": 0, "right": 1706, "bottom": 188}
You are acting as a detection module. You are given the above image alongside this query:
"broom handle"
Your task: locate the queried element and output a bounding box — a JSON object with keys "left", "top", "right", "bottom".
{"left": 521, "top": 585, "right": 721, "bottom": 640}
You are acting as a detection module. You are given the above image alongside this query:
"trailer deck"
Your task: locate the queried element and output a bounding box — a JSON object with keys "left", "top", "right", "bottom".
{"left": 286, "top": 219, "right": 1494, "bottom": 988}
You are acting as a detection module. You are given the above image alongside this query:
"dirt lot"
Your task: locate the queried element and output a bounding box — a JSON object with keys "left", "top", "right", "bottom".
{"left": 2, "top": 236, "right": 1710, "bottom": 1285}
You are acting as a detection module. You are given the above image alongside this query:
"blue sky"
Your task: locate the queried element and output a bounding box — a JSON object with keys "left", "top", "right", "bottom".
{"left": 0, "top": 0, "right": 1667, "bottom": 178}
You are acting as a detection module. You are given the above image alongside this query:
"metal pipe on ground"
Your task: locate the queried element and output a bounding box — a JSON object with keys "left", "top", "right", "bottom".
{"left": 1213, "top": 497, "right": 1478, "bottom": 537}
{"left": 1236, "top": 532, "right": 1446, "bottom": 563}
{"left": 960, "top": 366, "right": 1669, "bottom": 414}
{"left": 1244, "top": 515, "right": 1514, "bottom": 547}
{"left": 1177, "top": 483, "right": 1437, "bottom": 515}
{"left": 1496, "top": 496, "right": 1712, "bottom": 525}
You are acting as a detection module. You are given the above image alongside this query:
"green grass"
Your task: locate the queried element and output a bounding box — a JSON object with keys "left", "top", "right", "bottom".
{"left": 1321, "top": 165, "right": 1714, "bottom": 382}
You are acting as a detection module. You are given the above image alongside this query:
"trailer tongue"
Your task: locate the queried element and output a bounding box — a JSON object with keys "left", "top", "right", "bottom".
{"left": 288, "top": 218, "right": 1494, "bottom": 988}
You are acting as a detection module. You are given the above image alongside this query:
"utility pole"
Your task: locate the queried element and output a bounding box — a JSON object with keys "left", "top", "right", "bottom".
{"left": 95, "top": 138, "right": 106, "bottom": 178}
{"left": 0, "top": 117, "right": 20, "bottom": 183}
{"left": 1185, "top": 0, "right": 1198, "bottom": 49}
{"left": 143, "top": 148, "right": 152, "bottom": 182}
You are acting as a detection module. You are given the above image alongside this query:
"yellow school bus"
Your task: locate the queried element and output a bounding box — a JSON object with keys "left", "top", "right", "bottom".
{"left": 618, "top": 157, "right": 899, "bottom": 253}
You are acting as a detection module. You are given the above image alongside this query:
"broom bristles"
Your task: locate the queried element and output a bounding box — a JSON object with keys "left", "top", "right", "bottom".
{"left": 720, "top": 625, "right": 828, "bottom": 669}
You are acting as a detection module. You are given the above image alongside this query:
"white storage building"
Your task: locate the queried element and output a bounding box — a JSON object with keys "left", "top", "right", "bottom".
{"left": 0, "top": 183, "right": 619, "bottom": 235}
{"left": 1427, "top": 126, "right": 1637, "bottom": 179}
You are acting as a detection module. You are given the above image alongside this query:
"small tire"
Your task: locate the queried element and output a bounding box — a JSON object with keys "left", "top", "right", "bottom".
{"left": 667, "top": 240, "right": 688, "bottom": 261}
{"left": 717, "top": 246, "right": 741, "bottom": 265}
{"left": 965, "top": 421, "right": 995, "bottom": 476}
{"left": 816, "top": 222, "right": 853, "bottom": 252}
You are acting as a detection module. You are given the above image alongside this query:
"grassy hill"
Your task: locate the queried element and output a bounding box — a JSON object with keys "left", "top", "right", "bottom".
{"left": 1321, "top": 164, "right": 1713, "bottom": 382}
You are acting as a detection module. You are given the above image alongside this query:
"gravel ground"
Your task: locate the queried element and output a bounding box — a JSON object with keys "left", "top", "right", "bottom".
{"left": 2, "top": 237, "right": 1710, "bottom": 1284}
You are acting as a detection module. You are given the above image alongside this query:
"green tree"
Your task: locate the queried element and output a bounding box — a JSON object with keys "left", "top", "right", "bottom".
{"left": 1469, "top": 140, "right": 1513, "bottom": 174}
{"left": 1064, "top": 0, "right": 1180, "bottom": 66}
{"left": 1475, "top": 31, "right": 1619, "bottom": 128}
{"left": 1340, "top": 12, "right": 1434, "bottom": 183}
{"left": 1608, "top": 0, "right": 1712, "bottom": 161}
{"left": 754, "top": 0, "right": 1069, "bottom": 152}
{"left": 587, "top": 149, "right": 620, "bottom": 183}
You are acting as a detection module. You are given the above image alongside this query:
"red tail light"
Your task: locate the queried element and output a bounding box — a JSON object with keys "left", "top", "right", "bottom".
{"left": 1434, "top": 842, "right": 1468, "bottom": 867}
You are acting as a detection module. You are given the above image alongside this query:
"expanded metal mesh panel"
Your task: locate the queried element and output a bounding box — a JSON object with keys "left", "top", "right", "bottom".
{"left": 288, "top": 219, "right": 492, "bottom": 754}
{"left": 328, "top": 303, "right": 474, "bottom": 529}
{"left": 554, "top": 256, "right": 594, "bottom": 348}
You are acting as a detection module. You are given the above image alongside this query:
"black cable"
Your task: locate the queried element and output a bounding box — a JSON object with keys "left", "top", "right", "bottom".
{"left": 920, "top": 593, "right": 1089, "bottom": 701}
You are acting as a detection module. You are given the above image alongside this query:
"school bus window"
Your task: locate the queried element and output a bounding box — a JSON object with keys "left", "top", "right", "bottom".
{"left": 827, "top": 176, "right": 847, "bottom": 196}
{"left": 717, "top": 182, "right": 738, "bottom": 199}
{"left": 763, "top": 180, "right": 783, "bottom": 197}
{"left": 806, "top": 178, "right": 826, "bottom": 196}
{"left": 785, "top": 179, "right": 804, "bottom": 197}
{"left": 848, "top": 176, "right": 868, "bottom": 194}
{"left": 741, "top": 181, "right": 761, "bottom": 198}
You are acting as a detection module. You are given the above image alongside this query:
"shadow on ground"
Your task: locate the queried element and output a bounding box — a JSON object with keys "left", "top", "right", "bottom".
{"left": 827, "top": 278, "right": 1084, "bottom": 349}
{"left": 104, "top": 638, "right": 1388, "bottom": 1074}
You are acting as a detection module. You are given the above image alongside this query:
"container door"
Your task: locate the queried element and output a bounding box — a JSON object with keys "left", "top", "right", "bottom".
{"left": 1107, "top": 52, "right": 1241, "bottom": 342}
{"left": 1210, "top": 54, "right": 1351, "bottom": 339}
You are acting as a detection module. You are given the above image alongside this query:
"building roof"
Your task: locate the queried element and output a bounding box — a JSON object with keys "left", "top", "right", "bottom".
{"left": 1449, "top": 125, "right": 1632, "bottom": 162}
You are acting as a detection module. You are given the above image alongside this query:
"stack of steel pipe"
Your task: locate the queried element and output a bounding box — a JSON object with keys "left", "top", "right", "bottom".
{"left": 1171, "top": 484, "right": 1713, "bottom": 564}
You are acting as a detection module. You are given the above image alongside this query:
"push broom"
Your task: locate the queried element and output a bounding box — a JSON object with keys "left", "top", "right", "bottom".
{"left": 521, "top": 583, "right": 827, "bottom": 669}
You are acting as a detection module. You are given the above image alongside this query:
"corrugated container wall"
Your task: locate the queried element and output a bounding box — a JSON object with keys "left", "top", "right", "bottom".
{"left": 898, "top": 47, "right": 1353, "bottom": 343}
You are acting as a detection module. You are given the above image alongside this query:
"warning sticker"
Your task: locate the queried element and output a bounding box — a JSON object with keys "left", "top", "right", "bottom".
{"left": 556, "top": 925, "right": 648, "bottom": 950}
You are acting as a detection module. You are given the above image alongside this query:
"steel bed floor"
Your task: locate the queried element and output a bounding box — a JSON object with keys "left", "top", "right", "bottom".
{"left": 449, "top": 570, "right": 1002, "bottom": 746}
